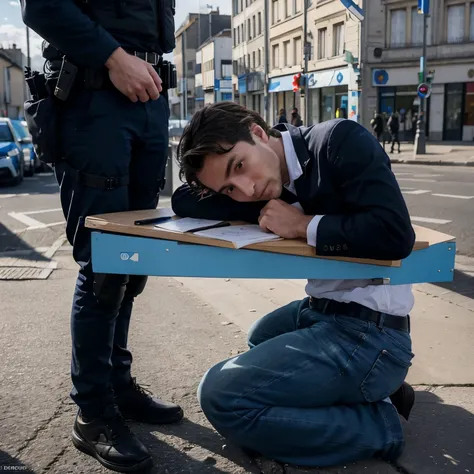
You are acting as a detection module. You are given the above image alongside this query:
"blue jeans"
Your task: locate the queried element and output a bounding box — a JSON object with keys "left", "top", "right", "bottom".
{"left": 198, "top": 297, "right": 414, "bottom": 467}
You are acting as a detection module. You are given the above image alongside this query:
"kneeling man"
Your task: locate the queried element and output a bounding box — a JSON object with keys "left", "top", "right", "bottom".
{"left": 172, "top": 102, "right": 416, "bottom": 467}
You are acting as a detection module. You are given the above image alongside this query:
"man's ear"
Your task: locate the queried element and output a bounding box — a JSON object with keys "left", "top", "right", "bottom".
{"left": 250, "top": 123, "right": 269, "bottom": 144}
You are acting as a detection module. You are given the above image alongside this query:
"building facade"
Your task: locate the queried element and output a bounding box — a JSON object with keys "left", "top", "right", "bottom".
{"left": 173, "top": 10, "right": 231, "bottom": 120}
{"left": 362, "top": 0, "right": 474, "bottom": 141}
{"left": 305, "top": 0, "right": 361, "bottom": 125}
{"left": 267, "top": 0, "right": 305, "bottom": 124}
{"left": 199, "top": 30, "right": 233, "bottom": 105}
{"left": 0, "top": 49, "right": 25, "bottom": 119}
{"left": 232, "top": 0, "right": 266, "bottom": 117}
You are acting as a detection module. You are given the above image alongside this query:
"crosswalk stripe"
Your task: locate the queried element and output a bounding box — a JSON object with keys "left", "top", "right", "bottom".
{"left": 411, "top": 216, "right": 452, "bottom": 225}
{"left": 432, "top": 193, "right": 474, "bottom": 200}
{"left": 8, "top": 211, "right": 43, "bottom": 227}
{"left": 397, "top": 178, "right": 437, "bottom": 183}
{"left": 402, "top": 189, "right": 431, "bottom": 195}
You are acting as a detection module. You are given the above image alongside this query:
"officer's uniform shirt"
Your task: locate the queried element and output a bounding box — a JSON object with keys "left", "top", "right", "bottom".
{"left": 280, "top": 131, "right": 415, "bottom": 317}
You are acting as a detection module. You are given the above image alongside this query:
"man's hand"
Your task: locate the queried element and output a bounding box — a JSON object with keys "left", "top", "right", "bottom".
{"left": 258, "top": 199, "right": 314, "bottom": 239}
{"left": 105, "top": 48, "right": 162, "bottom": 102}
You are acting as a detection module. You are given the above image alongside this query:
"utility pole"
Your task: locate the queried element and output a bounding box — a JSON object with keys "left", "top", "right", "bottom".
{"left": 26, "top": 26, "right": 31, "bottom": 70}
{"left": 414, "top": 1, "right": 429, "bottom": 156}
{"left": 263, "top": 0, "right": 270, "bottom": 124}
{"left": 303, "top": 0, "right": 309, "bottom": 126}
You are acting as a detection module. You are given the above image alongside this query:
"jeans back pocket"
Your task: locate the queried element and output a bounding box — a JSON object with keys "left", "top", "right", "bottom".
{"left": 361, "top": 349, "right": 413, "bottom": 403}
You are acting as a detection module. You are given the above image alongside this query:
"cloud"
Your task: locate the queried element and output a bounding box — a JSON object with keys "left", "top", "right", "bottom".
{"left": 0, "top": 23, "right": 43, "bottom": 56}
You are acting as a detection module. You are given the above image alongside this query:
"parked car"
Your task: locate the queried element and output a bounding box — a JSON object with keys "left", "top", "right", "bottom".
{"left": 11, "top": 119, "right": 38, "bottom": 176}
{"left": 0, "top": 118, "right": 28, "bottom": 186}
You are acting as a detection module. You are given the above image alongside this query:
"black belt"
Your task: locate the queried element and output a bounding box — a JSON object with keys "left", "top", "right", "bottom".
{"left": 309, "top": 297, "right": 409, "bottom": 332}
{"left": 127, "top": 51, "right": 161, "bottom": 66}
{"left": 61, "top": 162, "right": 129, "bottom": 190}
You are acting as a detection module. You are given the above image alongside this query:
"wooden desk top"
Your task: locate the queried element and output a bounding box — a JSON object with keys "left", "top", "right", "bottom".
{"left": 85, "top": 208, "right": 455, "bottom": 268}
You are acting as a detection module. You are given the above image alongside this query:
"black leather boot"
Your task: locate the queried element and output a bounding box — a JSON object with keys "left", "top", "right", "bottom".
{"left": 115, "top": 378, "right": 184, "bottom": 424}
{"left": 72, "top": 408, "right": 153, "bottom": 473}
{"left": 390, "top": 382, "right": 415, "bottom": 421}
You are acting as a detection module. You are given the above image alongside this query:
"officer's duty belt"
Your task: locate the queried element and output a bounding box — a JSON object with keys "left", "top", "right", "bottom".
{"left": 126, "top": 51, "right": 161, "bottom": 66}
{"left": 63, "top": 162, "right": 129, "bottom": 190}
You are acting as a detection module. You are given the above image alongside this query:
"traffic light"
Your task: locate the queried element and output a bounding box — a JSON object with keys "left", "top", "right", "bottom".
{"left": 417, "top": 82, "right": 431, "bottom": 99}
{"left": 292, "top": 73, "right": 301, "bottom": 92}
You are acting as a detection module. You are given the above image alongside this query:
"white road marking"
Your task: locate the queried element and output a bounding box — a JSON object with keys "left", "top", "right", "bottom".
{"left": 24, "top": 177, "right": 39, "bottom": 180}
{"left": 26, "top": 221, "right": 65, "bottom": 230}
{"left": 411, "top": 216, "right": 452, "bottom": 225}
{"left": 432, "top": 193, "right": 474, "bottom": 200}
{"left": 43, "top": 235, "right": 67, "bottom": 259}
{"left": 402, "top": 189, "right": 431, "bottom": 195}
{"left": 23, "top": 208, "right": 62, "bottom": 215}
{"left": 0, "top": 193, "right": 30, "bottom": 199}
{"left": 8, "top": 211, "right": 44, "bottom": 228}
{"left": 44, "top": 183, "right": 58, "bottom": 187}
{"left": 413, "top": 174, "right": 442, "bottom": 178}
{"left": 397, "top": 178, "right": 437, "bottom": 183}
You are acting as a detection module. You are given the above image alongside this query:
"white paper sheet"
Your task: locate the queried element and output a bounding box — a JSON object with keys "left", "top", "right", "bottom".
{"left": 194, "top": 224, "right": 281, "bottom": 249}
{"left": 155, "top": 217, "right": 224, "bottom": 233}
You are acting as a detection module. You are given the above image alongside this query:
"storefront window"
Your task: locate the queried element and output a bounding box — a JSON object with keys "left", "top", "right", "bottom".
{"left": 320, "top": 88, "right": 334, "bottom": 122}
{"left": 464, "top": 83, "right": 474, "bottom": 126}
{"left": 444, "top": 83, "right": 463, "bottom": 141}
{"left": 335, "top": 88, "right": 348, "bottom": 119}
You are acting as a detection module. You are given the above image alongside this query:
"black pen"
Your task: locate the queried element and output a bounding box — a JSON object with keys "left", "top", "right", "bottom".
{"left": 134, "top": 216, "right": 173, "bottom": 226}
{"left": 184, "top": 222, "right": 231, "bottom": 233}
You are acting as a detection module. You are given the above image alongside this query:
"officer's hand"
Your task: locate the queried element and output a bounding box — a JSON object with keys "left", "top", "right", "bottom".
{"left": 106, "top": 48, "right": 163, "bottom": 102}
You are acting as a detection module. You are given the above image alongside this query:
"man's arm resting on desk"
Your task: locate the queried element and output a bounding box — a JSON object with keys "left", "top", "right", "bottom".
{"left": 314, "top": 120, "right": 415, "bottom": 261}
{"left": 171, "top": 184, "right": 265, "bottom": 223}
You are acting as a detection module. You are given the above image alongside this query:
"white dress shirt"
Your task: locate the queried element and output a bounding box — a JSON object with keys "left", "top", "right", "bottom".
{"left": 280, "top": 131, "right": 414, "bottom": 317}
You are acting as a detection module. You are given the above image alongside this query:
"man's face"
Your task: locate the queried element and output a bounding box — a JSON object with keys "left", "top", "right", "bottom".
{"left": 196, "top": 125, "right": 283, "bottom": 202}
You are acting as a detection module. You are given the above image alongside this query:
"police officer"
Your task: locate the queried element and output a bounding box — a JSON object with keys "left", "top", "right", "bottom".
{"left": 21, "top": 1, "right": 182, "bottom": 472}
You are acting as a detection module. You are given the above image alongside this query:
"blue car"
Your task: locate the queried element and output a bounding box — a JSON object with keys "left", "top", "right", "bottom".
{"left": 12, "top": 119, "right": 38, "bottom": 176}
{"left": 0, "top": 118, "right": 29, "bottom": 185}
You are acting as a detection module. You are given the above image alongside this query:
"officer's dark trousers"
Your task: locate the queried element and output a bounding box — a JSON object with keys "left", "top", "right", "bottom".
{"left": 54, "top": 87, "right": 169, "bottom": 418}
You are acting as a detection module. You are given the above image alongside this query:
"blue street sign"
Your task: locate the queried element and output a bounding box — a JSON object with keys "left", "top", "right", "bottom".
{"left": 340, "top": 0, "right": 364, "bottom": 21}
{"left": 418, "top": 0, "right": 430, "bottom": 14}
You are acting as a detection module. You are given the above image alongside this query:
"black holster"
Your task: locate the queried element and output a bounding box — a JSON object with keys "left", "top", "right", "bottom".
{"left": 24, "top": 68, "right": 61, "bottom": 165}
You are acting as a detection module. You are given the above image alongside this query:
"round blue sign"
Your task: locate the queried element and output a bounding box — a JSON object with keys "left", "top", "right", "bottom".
{"left": 337, "top": 72, "right": 344, "bottom": 84}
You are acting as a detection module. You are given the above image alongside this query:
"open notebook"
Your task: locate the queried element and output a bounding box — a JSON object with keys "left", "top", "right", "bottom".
{"left": 155, "top": 218, "right": 281, "bottom": 249}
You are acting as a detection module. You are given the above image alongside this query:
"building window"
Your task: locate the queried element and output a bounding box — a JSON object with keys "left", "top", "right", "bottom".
{"left": 294, "top": 0, "right": 301, "bottom": 14}
{"left": 471, "top": 3, "right": 474, "bottom": 41}
{"left": 318, "top": 28, "right": 327, "bottom": 59}
{"left": 390, "top": 9, "right": 406, "bottom": 47}
{"left": 285, "top": 0, "right": 291, "bottom": 18}
{"left": 252, "top": 51, "right": 256, "bottom": 68}
{"left": 221, "top": 60, "right": 232, "bottom": 78}
{"left": 272, "top": 44, "right": 280, "bottom": 68}
{"left": 253, "top": 15, "right": 256, "bottom": 38}
{"left": 272, "top": 0, "right": 280, "bottom": 24}
{"left": 465, "top": 82, "right": 474, "bottom": 125}
{"left": 258, "top": 48, "right": 262, "bottom": 66}
{"left": 293, "top": 36, "right": 302, "bottom": 65}
{"left": 248, "top": 18, "right": 252, "bottom": 39}
{"left": 333, "top": 22, "right": 344, "bottom": 56}
{"left": 283, "top": 40, "right": 291, "bottom": 66}
{"left": 247, "top": 54, "right": 250, "bottom": 69}
{"left": 258, "top": 12, "right": 262, "bottom": 35}
{"left": 411, "top": 7, "right": 432, "bottom": 46}
{"left": 447, "top": 4, "right": 465, "bottom": 43}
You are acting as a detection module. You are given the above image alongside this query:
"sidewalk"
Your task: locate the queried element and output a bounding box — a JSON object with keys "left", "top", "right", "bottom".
{"left": 0, "top": 246, "right": 473, "bottom": 474}
{"left": 386, "top": 142, "right": 474, "bottom": 166}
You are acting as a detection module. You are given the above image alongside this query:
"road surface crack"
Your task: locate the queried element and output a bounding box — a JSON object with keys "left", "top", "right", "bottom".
{"left": 42, "top": 446, "right": 68, "bottom": 473}
{"left": 15, "top": 395, "right": 69, "bottom": 458}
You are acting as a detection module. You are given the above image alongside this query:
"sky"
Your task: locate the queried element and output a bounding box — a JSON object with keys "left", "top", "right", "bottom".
{"left": 0, "top": 0, "right": 232, "bottom": 69}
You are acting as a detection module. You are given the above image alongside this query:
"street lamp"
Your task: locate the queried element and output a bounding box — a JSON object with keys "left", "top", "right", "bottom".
{"left": 414, "top": 0, "right": 430, "bottom": 156}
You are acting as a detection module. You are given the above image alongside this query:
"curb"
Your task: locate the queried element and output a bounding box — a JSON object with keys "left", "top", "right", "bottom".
{"left": 390, "top": 158, "right": 474, "bottom": 167}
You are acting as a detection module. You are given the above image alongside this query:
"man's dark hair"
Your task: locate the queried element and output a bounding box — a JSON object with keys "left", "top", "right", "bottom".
{"left": 177, "top": 101, "right": 281, "bottom": 191}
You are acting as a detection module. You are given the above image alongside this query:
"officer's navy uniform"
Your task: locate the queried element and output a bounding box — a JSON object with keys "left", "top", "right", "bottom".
{"left": 22, "top": 0, "right": 181, "bottom": 471}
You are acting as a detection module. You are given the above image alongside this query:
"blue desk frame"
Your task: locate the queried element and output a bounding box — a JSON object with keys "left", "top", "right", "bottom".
{"left": 91, "top": 231, "right": 456, "bottom": 285}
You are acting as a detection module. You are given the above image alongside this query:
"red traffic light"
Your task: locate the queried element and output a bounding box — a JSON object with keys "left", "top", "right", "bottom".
{"left": 292, "top": 73, "right": 301, "bottom": 92}
{"left": 417, "top": 82, "right": 431, "bottom": 99}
